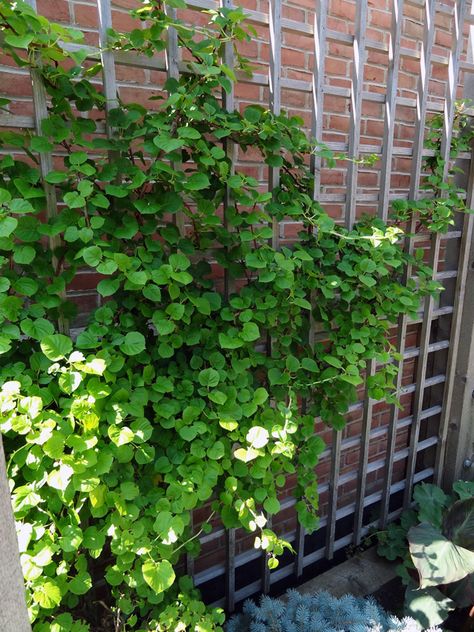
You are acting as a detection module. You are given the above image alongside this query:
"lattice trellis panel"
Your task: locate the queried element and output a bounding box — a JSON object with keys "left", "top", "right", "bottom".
{"left": 1, "top": 0, "right": 474, "bottom": 613}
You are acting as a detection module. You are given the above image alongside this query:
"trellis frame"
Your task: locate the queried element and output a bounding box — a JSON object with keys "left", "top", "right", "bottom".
{"left": 0, "top": 0, "right": 474, "bottom": 619}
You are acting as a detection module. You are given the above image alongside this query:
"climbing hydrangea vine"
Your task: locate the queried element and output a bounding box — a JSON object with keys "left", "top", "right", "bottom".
{"left": 0, "top": 0, "right": 467, "bottom": 629}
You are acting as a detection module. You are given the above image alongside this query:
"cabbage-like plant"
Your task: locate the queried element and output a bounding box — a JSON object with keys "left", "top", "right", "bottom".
{"left": 377, "top": 481, "right": 474, "bottom": 629}
{"left": 406, "top": 496, "right": 474, "bottom": 629}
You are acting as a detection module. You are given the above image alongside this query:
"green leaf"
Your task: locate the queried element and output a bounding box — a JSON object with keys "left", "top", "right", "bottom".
{"left": 301, "top": 358, "right": 318, "bottom": 372}
{"left": 408, "top": 522, "right": 474, "bottom": 588}
{"left": 154, "top": 318, "right": 175, "bottom": 336}
{"left": 323, "top": 355, "right": 342, "bottom": 369}
{"left": 246, "top": 426, "right": 269, "bottom": 449}
{"left": 153, "top": 136, "right": 184, "bottom": 153}
{"left": 414, "top": 483, "right": 449, "bottom": 529}
{"left": 219, "top": 333, "right": 243, "bottom": 349}
{"left": 13, "top": 245, "right": 36, "bottom": 264}
{"left": 263, "top": 496, "right": 280, "bottom": 514}
{"left": 185, "top": 173, "right": 210, "bottom": 191}
{"left": 10, "top": 198, "right": 35, "bottom": 214}
{"left": 240, "top": 322, "right": 260, "bottom": 342}
{"left": 69, "top": 571, "right": 92, "bottom": 596}
{"left": 166, "top": 303, "right": 184, "bottom": 320}
{"left": 40, "top": 334, "right": 73, "bottom": 361}
{"left": 120, "top": 331, "right": 146, "bottom": 356}
{"left": 33, "top": 579, "right": 62, "bottom": 609}
{"left": 405, "top": 584, "right": 455, "bottom": 629}
{"left": 142, "top": 559, "right": 175, "bottom": 594}
{"left": 13, "top": 277, "right": 38, "bottom": 296}
{"left": 198, "top": 368, "right": 220, "bottom": 387}
{"left": 97, "top": 278, "right": 120, "bottom": 297}
{"left": 105, "top": 184, "right": 128, "bottom": 198}
{"left": 0, "top": 188, "right": 11, "bottom": 205}
{"left": 360, "top": 275, "right": 376, "bottom": 287}
{"left": 443, "top": 498, "right": 474, "bottom": 550}
{"left": 30, "top": 136, "right": 54, "bottom": 153}
{"left": 244, "top": 105, "right": 263, "bottom": 123}
{"left": 0, "top": 216, "right": 17, "bottom": 237}
{"left": 45, "top": 170, "right": 68, "bottom": 184}
{"left": 59, "top": 371, "right": 82, "bottom": 394}
{"left": 108, "top": 425, "right": 134, "bottom": 446}
{"left": 178, "top": 126, "right": 201, "bottom": 139}
{"left": 208, "top": 441, "right": 225, "bottom": 460}
{"left": 234, "top": 447, "right": 260, "bottom": 463}
{"left": 60, "top": 524, "right": 83, "bottom": 552}
{"left": 253, "top": 387, "right": 269, "bottom": 405}
{"left": 4, "top": 32, "right": 34, "bottom": 48}
{"left": 219, "top": 418, "right": 238, "bottom": 431}
{"left": 82, "top": 245, "right": 102, "bottom": 267}
{"left": 69, "top": 151, "right": 88, "bottom": 165}
{"left": 208, "top": 390, "right": 227, "bottom": 405}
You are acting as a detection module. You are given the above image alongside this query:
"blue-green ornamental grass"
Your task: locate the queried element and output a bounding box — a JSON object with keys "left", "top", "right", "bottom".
{"left": 0, "top": 0, "right": 471, "bottom": 629}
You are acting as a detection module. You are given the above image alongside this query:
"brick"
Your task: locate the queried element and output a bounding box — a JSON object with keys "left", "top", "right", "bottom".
{"left": 37, "top": 0, "right": 70, "bottom": 22}
{"left": 369, "top": 8, "right": 392, "bottom": 30}
{"left": 331, "top": 0, "right": 356, "bottom": 21}
{"left": 73, "top": 3, "right": 99, "bottom": 28}
{"left": 281, "top": 48, "right": 307, "bottom": 69}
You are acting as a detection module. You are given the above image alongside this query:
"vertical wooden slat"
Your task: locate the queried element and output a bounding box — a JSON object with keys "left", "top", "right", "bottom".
{"left": 225, "top": 527, "right": 236, "bottom": 612}
{"left": 165, "top": 6, "right": 186, "bottom": 237}
{"left": 355, "top": 0, "right": 403, "bottom": 544}
{"left": 26, "top": 0, "right": 68, "bottom": 335}
{"left": 269, "top": 0, "right": 282, "bottom": 251}
{"left": 221, "top": 0, "right": 236, "bottom": 611}
{"left": 434, "top": 210, "right": 474, "bottom": 484}
{"left": 222, "top": 0, "right": 235, "bottom": 298}
{"left": 378, "top": 0, "right": 404, "bottom": 221}
{"left": 345, "top": 0, "right": 368, "bottom": 229}
{"left": 325, "top": 428, "right": 341, "bottom": 559}
{"left": 353, "top": 360, "right": 375, "bottom": 545}
{"left": 97, "top": 0, "right": 119, "bottom": 117}
{"left": 436, "top": 0, "right": 474, "bottom": 486}
{"left": 295, "top": 0, "right": 329, "bottom": 578}
{"left": 326, "top": 0, "right": 368, "bottom": 561}
{"left": 261, "top": 0, "right": 282, "bottom": 591}
{"left": 311, "top": 0, "right": 328, "bottom": 196}
{"left": 380, "top": 0, "right": 436, "bottom": 527}
{"left": 0, "top": 436, "right": 31, "bottom": 632}
{"left": 403, "top": 0, "right": 467, "bottom": 508}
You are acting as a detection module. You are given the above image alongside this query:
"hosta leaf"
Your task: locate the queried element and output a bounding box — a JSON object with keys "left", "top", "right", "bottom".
{"left": 408, "top": 522, "right": 474, "bottom": 588}
{"left": 404, "top": 584, "right": 455, "bottom": 629}
{"left": 414, "top": 483, "right": 449, "bottom": 529}
{"left": 443, "top": 498, "right": 474, "bottom": 550}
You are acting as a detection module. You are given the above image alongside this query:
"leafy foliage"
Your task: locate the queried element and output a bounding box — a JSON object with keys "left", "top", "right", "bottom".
{"left": 0, "top": 0, "right": 468, "bottom": 629}
{"left": 226, "top": 589, "right": 440, "bottom": 632}
{"left": 377, "top": 481, "right": 474, "bottom": 628}
{"left": 390, "top": 101, "right": 474, "bottom": 233}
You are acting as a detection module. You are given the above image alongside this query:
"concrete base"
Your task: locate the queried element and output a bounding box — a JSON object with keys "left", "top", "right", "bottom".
{"left": 296, "top": 547, "right": 397, "bottom": 598}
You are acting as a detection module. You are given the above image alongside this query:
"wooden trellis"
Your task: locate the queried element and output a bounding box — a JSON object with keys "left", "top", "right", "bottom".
{"left": 1, "top": 0, "right": 474, "bottom": 622}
